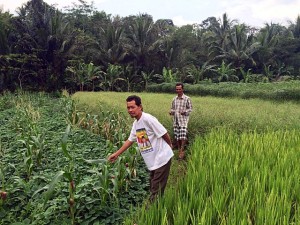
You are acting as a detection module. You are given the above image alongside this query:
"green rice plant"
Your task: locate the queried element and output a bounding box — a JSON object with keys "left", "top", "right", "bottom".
{"left": 72, "top": 91, "right": 300, "bottom": 141}
{"left": 126, "top": 128, "right": 300, "bottom": 224}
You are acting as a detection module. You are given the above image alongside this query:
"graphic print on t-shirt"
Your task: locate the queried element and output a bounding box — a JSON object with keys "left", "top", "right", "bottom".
{"left": 136, "top": 128, "right": 153, "bottom": 154}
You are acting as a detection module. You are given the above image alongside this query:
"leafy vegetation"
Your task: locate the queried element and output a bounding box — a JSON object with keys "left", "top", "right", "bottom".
{"left": 0, "top": 92, "right": 149, "bottom": 225}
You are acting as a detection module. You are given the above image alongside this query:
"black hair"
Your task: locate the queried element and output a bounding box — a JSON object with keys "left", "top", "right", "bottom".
{"left": 126, "top": 95, "right": 142, "bottom": 106}
{"left": 176, "top": 82, "right": 184, "bottom": 89}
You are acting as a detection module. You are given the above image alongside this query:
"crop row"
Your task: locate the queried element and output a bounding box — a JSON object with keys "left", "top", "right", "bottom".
{"left": 0, "top": 92, "right": 148, "bottom": 225}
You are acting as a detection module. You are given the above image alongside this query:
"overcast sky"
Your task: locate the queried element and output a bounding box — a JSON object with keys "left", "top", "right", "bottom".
{"left": 1, "top": 0, "right": 300, "bottom": 27}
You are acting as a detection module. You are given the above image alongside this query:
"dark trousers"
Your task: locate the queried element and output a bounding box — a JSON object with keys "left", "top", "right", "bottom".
{"left": 149, "top": 159, "right": 172, "bottom": 202}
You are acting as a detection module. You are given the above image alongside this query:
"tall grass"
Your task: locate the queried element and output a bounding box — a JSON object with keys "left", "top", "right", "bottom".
{"left": 72, "top": 92, "right": 300, "bottom": 138}
{"left": 126, "top": 128, "right": 300, "bottom": 225}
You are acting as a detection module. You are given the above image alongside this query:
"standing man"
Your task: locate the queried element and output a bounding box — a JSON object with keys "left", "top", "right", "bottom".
{"left": 169, "top": 83, "right": 193, "bottom": 160}
{"left": 108, "top": 95, "right": 174, "bottom": 203}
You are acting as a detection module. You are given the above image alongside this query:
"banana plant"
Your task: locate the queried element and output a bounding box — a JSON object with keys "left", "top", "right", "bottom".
{"left": 162, "top": 67, "right": 178, "bottom": 83}
{"left": 240, "top": 68, "right": 252, "bottom": 83}
{"left": 263, "top": 64, "right": 273, "bottom": 81}
{"left": 214, "top": 60, "right": 236, "bottom": 82}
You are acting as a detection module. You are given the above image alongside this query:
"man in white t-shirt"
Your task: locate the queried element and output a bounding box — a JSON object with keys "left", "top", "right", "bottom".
{"left": 108, "top": 95, "right": 174, "bottom": 202}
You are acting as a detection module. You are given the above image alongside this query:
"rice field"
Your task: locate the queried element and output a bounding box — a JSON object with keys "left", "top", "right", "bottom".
{"left": 72, "top": 91, "right": 300, "bottom": 137}
{"left": 71, "top": 92, "right": 300, "bottom": 225}
{"left": 2, "top": 91, "right": 299, "bottom": 224}
{"left": 126, "top": 128, "right": 300, "bottom": 225}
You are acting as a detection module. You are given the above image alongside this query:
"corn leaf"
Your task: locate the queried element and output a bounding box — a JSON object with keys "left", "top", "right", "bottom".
{"left": 44, "top": 170, "right": 65, "bottom": 205}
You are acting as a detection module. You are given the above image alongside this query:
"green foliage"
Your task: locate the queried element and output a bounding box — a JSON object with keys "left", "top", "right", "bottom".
{"left": 73, "top": 91, "right": 300, "bottom": 150}
{"left": 215, "top": 61, "right": 237, "bottom": 82}
{"left": 0, "top": 92, "right": 148, "bottom": 224}
{"left": 148, "top": 80, "right": 300, "bottom": 102}
{"left": 239, "top": 67, "right": 252, "bottom": 83}
{"left": 162, "top": 67, "right": 178, "bottom": 83}
{"left": 0, "top": 10, "right": 12, "bottom": 54}
{"left": 126, "top": 129, "right": 300, "bottom": 224}
{"left": 99, "top": 63, "right": 125, "bottom": 91}
{"left": 146, "top": 82, "right": 176, "bottom": 93}
{"left": 65, "top": 61, "right": 101, "bottom": 91}
{"left": 184, "top": 63, "right": 217, "bottom": 84}
{"left": 2, "top": 1, "right": 300, "bottom": 91}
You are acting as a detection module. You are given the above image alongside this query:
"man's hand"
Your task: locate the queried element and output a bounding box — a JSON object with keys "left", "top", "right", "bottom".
{"left": 169, "top": 111, "right": 174, "bottom": 115}
{"left": 108, "top": 153, "right": 119, "bottom": 163}
{"left": 108, "top": 140, "right": 133, "bottom": 163}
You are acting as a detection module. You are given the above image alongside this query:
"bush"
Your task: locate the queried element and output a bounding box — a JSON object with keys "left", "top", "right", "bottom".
{"left": 148, "top": 81, "right": 300, "bottom": 102}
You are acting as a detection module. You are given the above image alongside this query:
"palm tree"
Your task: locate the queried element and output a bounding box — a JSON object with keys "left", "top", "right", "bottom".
{"left": 288, "top": 15, "right": 300, "bottom": 38}
{"left": 99, "top": 21, "right": 127, "bottom": 65}
{"left": 209, "top": 13, "right": 237, "bottom": 57}
{"left": 125, "top": 14, "right": 157, "bottom": 73}
{"left": 11, "top": 0, "right": 77, "bottom": 90}
{"left": 254, "top": 23, "right": 284, "bottom": 72}
{"left": 0, "top": 10, "right": 12, "bottom": 54}
{"left": 160, "top": 24, "right": 202, "bottom": 70}
{"left": 216, "top": 24, "right": 260, "bottom": 70}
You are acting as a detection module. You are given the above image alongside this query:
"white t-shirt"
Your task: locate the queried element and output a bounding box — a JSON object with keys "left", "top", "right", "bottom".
{"left": 128, "top": 112, "right": 174, "bottom": 171}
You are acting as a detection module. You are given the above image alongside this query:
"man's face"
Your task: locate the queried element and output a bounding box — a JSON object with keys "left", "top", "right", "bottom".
{"left": 127, "top": 100, "right": 142, "bottom": 119}
{"left": 175, "top": 85, "right": 183, "bottom": 96}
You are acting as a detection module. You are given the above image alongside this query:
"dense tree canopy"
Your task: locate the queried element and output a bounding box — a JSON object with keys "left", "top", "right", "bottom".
{"left": 0, "top": 0, "right": 300, "bottom": 92}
